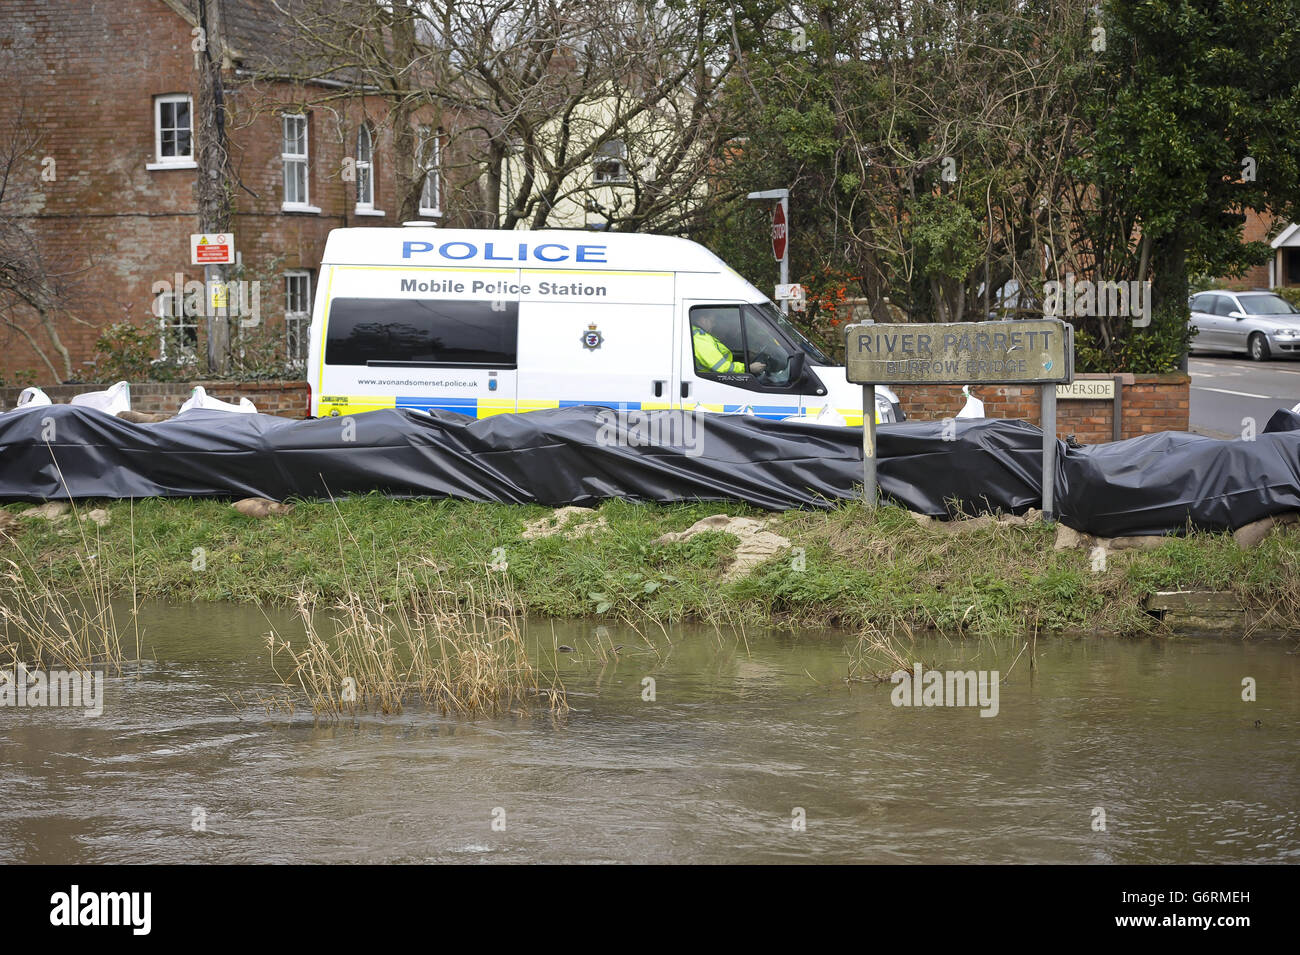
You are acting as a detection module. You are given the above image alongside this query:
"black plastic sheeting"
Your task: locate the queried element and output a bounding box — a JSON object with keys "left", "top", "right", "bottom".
{"left": 1264, "top": 408, "right": 1300, "bottom": 433}
{"left": 1, "top": 404, "right": 1297, "bottom": 537}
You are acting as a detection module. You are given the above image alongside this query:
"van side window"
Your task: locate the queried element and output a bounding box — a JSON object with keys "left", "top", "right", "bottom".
{"left": 325, "top": 298, "right": 518, "bottom": 367}
{"left": 690, "top": 303, "right": 800, "bottom": 389}
{"left": 691, "top": 305, "right": 747, "bottom": 374}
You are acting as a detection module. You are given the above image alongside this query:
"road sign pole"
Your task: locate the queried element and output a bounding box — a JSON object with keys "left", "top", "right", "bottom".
{"left": 1111, "top": 375, "right": 1123, "bottom": 443}
{"left": 779, "top": 195, "right": 789, "bottom": 316}
{"left": 1041, "top": 383, "right": 1057, "bottom": 523}
{"left": 204, "top": 262, "right": 229, "bottom": 374}
{"left": 746, "top": 188, "right": 791, "bottom": 314}
{"left": 862, "top": 384, "right": 877, "bottom": 507}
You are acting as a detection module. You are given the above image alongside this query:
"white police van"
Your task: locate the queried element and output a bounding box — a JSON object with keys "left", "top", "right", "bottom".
{"left": 305, "top": 227, "right": 902, "bottom": 425}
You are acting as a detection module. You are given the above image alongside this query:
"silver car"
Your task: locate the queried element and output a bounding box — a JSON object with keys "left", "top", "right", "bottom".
{"left": 1188, "top": 290, "right": 1300, "bottom": 360}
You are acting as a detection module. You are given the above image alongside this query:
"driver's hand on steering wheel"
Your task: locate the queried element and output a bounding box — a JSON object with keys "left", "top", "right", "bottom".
{"left": 748, "top": 361, "right": 767, "bottom": 375}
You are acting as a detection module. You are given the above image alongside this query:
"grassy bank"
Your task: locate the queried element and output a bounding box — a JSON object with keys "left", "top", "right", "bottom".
{"left": 3, "top": 495, "right": 1298, "bottom": 636}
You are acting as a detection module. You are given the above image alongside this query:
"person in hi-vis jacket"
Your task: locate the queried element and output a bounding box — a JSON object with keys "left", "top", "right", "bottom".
{"left": 691, "top": 311, "right": 766, "bottom": 375}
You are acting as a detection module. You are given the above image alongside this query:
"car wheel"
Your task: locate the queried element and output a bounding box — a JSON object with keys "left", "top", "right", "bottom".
{"left": 1249, "top": 332, "right": 1271, "bottom": 361}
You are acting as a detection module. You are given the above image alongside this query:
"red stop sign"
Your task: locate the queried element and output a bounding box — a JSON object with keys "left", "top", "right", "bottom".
{"left": 771, "top": 203, "right": 787, "bottom": 262}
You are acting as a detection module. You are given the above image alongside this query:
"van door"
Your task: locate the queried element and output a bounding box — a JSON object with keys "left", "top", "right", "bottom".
{"left": 516, "top": 271, "right": 678, "bottom": 413}
{"left": 681, "top": 299, "right": 823, "bottom": 419}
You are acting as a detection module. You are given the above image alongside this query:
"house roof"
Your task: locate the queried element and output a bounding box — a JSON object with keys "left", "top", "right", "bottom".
{"left": 220, "top": 0, "right": 302, "bottom": 72}
{"left": 160, "top": 0, "right": 349, "bottom": 83}
{"left": 1271, "top": 223, "right": 1300, "bottom": 249}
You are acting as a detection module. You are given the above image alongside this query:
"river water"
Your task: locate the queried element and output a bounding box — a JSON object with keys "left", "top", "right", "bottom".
{"left": 1, "top": 602, "right": 1296, "bottom": 863}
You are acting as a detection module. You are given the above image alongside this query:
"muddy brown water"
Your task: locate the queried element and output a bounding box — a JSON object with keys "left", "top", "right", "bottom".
{"left": 1, "top": 602, "right": 1296, "bottom": 863}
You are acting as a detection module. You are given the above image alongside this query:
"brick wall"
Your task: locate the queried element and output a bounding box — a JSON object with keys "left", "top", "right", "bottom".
{"left": 892, "top": 373, "right": 1190, "bottom": 444}
{"left": 0, "top": 380, "right": 309, "bottom": 417}
{"left": 0, "top": 0, "right": 201, "bottom": 375}
{"left": 3, "top": 374, "right": 1188, "bottom": 438}
{"left": 0, "top": 0, "right": 475, "bottom": 383}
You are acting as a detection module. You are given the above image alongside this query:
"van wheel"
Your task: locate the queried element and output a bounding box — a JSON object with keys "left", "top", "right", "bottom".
{"left": 1249, "top": 333, "right": 1271, "bottom": 361}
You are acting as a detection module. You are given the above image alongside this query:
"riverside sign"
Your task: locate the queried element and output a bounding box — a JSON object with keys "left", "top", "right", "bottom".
{"left": 845, "top": 319, "right": 1074, "bottom": 520}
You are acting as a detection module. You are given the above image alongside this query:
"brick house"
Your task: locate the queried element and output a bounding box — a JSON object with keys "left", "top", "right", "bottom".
{"left": 0, "top": 0, "right": 476, "bottom": 384}
{"left": 1214, "top": 209, "right": 1300, "bottom": 291}
{"left": 1263, "top": 220, "right": 1300, "bottom": 290}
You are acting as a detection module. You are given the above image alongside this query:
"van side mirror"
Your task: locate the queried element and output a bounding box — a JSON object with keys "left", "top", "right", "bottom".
{"left": 787, "top": 351, "right": 806, "bottom": 384}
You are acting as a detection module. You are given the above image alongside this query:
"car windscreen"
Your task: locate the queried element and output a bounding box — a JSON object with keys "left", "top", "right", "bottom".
{"left": 1239, "top": 295, "right": 1300, "bottom": 316}
{"left": 325, "top": 297, "right": 519, "bottom": 366}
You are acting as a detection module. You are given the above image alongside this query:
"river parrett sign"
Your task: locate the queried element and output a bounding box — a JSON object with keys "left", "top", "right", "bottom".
{"left": 845, "top": 319, "right": 1073, "bottom": 386}
{"left": 845, "top": 318, "right": 1074, "bottom": 523}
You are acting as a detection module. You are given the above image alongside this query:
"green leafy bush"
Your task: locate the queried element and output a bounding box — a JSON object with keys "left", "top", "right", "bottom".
{"left": 92, "top": 321, "right": 158, "bottom": 382}
{"left": 1273, "top": 287, "right": 1300, "bottom": 310}
{"left": 1074, "top": 304, "right": 1192, "bottom": 374}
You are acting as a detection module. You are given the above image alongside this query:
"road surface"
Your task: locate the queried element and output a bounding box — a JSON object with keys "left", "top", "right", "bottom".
{"left": 1189, "top": 354, "right": 1300, "bottom": 437}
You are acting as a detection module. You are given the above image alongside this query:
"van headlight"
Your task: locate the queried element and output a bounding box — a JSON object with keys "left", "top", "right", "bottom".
{"left": 875, "top": 393, "right": 896, "bottom": 423}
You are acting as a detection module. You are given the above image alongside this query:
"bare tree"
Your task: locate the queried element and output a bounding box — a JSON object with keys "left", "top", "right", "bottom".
{"left": 254, "top": 0, "right": 741, "bottom": 232}
{"left": 439, "top": 1, "right": 741, "bottom": 231}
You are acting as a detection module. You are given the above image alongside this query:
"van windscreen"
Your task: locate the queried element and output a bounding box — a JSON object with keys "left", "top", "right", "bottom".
{"left": 325, "top": 298, "right": 519, "bottom": 367}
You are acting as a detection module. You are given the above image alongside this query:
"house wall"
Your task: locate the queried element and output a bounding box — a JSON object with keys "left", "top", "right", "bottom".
{"left": 0, "top": 0, "right": 469, "bottom": 385}
{"left": 0, "top": 0, "right": 202, "bottom": 379}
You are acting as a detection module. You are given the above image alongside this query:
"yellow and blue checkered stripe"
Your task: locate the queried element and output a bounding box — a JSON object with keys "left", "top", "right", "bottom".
{"left": 316, "top": 395, "right": 836, "bottom": 421}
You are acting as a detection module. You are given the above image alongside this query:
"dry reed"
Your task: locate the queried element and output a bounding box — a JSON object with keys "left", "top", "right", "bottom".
{"left": 267, "top": 561, "right": 567, "bottom": 718}
{"left": 0, "top": 506, "right": 136, "bottom": 673}
{"left": 845, "top": 621, "right": 927, "bottom": 683}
